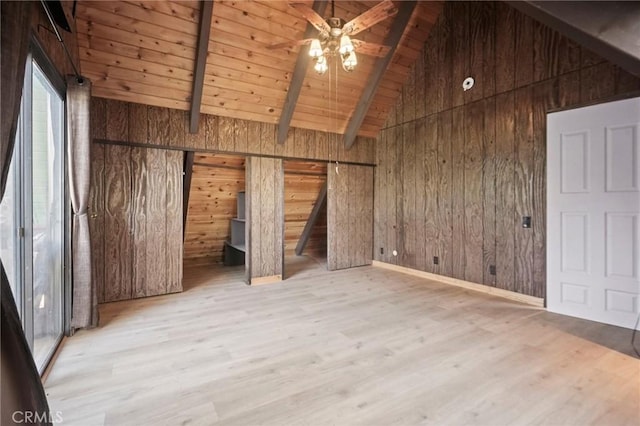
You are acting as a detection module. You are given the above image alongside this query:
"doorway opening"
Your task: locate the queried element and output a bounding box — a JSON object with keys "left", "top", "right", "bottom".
{"left": 182, "top": 153, "right": 246, "bottom": 289}
{"left": 283, "top": 160, "right": 328, "bottom": 279}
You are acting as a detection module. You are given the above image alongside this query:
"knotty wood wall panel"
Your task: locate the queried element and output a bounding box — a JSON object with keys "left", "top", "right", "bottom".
{"left": 246, "top": 157, "right": 283, "bottom": 282}
{"left": 92, "top": 144, "right": 183, "bottom": 302}
{"left": 184, "top": 154, "right": 245, "bottom": 265}
{"left": 374, "top": 0, "right": 640, "bottom": 298}
{"left": 166, "top": 150, "right": 183, "bottom": 293}
{"left": 327, "top": 164, "right": 374, "bottom": 271}
{"left": 91, "top": 97, "right": 376, "bottom": 166}
{"left": 131, "top": 147, "right": 148, "bottom": 299}
{"left": 103, "top": 144, "right": 133, "bottom": 302}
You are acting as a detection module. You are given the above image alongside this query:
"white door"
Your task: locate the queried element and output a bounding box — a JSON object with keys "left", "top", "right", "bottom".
{"left": 547, "top": 97, "right": 640, "bottom": 330}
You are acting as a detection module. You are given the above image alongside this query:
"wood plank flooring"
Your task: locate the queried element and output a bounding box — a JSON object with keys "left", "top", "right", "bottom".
{"left": 45, "top": 262, "right": 639, "bottom": 425}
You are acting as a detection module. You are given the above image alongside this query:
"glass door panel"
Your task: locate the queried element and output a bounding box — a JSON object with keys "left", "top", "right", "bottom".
{"left": 30, "top": 63, "right": 64, "bottom": 370}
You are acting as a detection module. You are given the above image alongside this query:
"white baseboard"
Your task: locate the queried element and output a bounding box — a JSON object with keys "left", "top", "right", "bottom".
{"left": 371, "top": 260, "right": 544, "bottom": 308}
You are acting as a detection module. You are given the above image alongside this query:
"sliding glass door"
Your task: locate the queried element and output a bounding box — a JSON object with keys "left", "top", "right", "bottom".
{"left": 0, "top": 53, "right": 66, "bottom": 373}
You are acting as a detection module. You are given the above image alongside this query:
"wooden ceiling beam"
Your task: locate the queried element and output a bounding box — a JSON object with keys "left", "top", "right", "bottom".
{"left": 277, "top": 0, "right": 329, "bottom": 144}
{"left": 189, "top": 0, "right": 214, "bottom": 134}
{"left": 343, "top": 1, "right": 417, "bottom": 150}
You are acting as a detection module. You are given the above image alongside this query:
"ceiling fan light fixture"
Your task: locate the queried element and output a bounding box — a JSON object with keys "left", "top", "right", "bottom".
{"left": 339, "top": 35, "right": 354, "bottom": 55}
{"left": 309, "top": 39, "right": 323, "bottom": 58}
{"left": 314, "top": 55, "right": 328, "bottom": 75}
{"left": 342, "top": 51, "right": 357, "bottom": 72}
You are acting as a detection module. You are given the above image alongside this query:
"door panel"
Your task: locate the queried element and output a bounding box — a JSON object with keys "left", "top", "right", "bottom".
{"left": 547, "top": 97, "right": 640, "bottom": 329}
{"left": 327, "top": 164, "right": 374, "bottom": 271}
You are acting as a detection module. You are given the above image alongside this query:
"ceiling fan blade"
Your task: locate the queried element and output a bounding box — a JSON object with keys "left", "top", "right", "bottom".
{"left": 289, "top": 3, "right": 331, "bottom": 34}
{"left": 351, "top": 39, "right": 391, "bottom": 57}
{"left": 267, "top": 38, "right": 315, "bottom": 50}
{"left": 343, "top": 0, "right": 398, "bottom": 36}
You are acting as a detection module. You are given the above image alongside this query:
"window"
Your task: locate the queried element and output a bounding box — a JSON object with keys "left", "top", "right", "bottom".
{"left": 0, "top": 50, "right": 67, "bottom": 373}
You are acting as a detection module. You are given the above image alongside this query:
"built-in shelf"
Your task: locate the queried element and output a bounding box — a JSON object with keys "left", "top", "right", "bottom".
{"left": 224, "top": 191, "right": 246, "bottom": 266}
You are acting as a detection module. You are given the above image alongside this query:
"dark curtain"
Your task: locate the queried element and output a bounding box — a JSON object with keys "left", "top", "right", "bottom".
{"left": 1, "top": 1, "right": 52, "bottom": 425}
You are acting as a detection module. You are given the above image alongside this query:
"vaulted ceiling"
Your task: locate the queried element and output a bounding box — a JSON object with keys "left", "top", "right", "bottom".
{"left": 76, "top": 1, "right": 443, "bottom": 138}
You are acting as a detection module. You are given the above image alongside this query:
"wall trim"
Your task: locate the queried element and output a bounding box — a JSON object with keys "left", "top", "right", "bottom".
{"left": 250, "top": 275, "right": 282, "bottom": 286}
{"left": 371, "top": 261, "right": 545, "bottom": 308}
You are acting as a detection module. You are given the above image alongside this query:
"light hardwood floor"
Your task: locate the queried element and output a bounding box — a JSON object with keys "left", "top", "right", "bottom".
{"left": 45, "top": 260, "right": 639, "bottom": 425}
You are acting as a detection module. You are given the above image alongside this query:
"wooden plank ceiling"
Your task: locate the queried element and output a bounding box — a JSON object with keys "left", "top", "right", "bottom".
{"left": 76, "top": 1, "right": 442, "bottom": 138}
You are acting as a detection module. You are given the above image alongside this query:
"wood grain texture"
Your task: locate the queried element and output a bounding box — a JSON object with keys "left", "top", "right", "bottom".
{"left": 424, "top": 115, "right": 439, "bottom": 274}
{"left": 131, "top": 147, "right": 148, "bottom": 298}
{"left": 494, "top": 2, "right": 515, "bottom": 94}
{"left": 463, "top": 101, "right": 484, "bottom": 285}
{"left": 103, "top": 144, "right": 132, "bottom": 302}
{"left": 531, "top": 80, "right": 556, "bottom": 298}
{"left": 450, "top": 1, "right": 468, "bottom": 108}
{"left": 169, "top": 108, "right": 186, "bottom": 148}
{"left": 184, "top": 153, "right": 245, "bottom": 264}
{"left": 148, "top": 106, "right": 170, "bottom": 146}
{"left": 95, "top": 144, "right": 184, "bottom": 302}
{"left": 465, "top": 1, "right": 484, "bottom": 104}
{"left": 386, "top": 128, "right": 397, "bottom": 265}
{"left": 450, "top": 106, "right": 465, "bottom": 280}
{"left": 166, "top": 150, "right": 183, "bottom": 294}
{"left": 327, "top": 163, "right": 374, "bottom": 271}
{"left": 414, "top": 119, "right": 427, "bottom": 272}
{"left": 482, "top": 1, "right": 496, "bottom": 99}
{"left": 393, "top": 121, "right": 406, "bottom": 263}
{"left": 91, "top": 97, "right": 107, "bottom": 141}
{"left": 128, "top": 103, "right": 148, "bottom": 144}
{"left": 105, "top": 98, "right": 128, "bottom": 141}
{"left": 145, "top": 148, "right": 168, "bottom": 296}
{"left": 495, "top": 92, "right": 516, "bottom": 292}
{"left": 89, "top": 143, "right": 105, "bottom": 303}
{"left": 373, "top": 0, "right": 640, "bottom": 298}
{"left": 93, "top": 97, "right": 376, "bottom": 166}
{"left": 436, "top": 110, "right": 452, "bottom": 277}
{"left": 514, "top": 11, "right": 533, "bottom": 88}
{"left": 513, "top": 86, "right": 534, "bottom": 296}
{"left": 482, "top": 97, "right": 497, "bottom": 286}
{"left": 436, "top": 4, "right": 452, "bottom": 112}
{"left": 401, "top": 122, "right": 416, "bottom": 268}
{"left": 246, "top": 156, "right": 283, "bottom": 282}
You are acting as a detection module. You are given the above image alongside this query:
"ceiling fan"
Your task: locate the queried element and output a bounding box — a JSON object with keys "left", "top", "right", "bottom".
{"left": 268, "top": 0, "right": 398, "bottom": 74}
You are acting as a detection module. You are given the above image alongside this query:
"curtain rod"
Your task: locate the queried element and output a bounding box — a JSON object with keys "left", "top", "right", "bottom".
{"left": 39, "top": 0, "right": 84, "bottom": 84}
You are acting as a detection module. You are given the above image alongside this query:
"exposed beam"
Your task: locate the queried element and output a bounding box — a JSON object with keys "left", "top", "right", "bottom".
{"left": 508, "top": 1, "right": 640, "bottom": 77}
{"left": 277, "top": 0, "right": 328, "bottom": 144}
{"left": 344, "top": 1, "right": 416, "bottom": 150}
{"left": 189, "top": 0, "right": 214, "bottom": 134}
{"left": 295, "top": 181, "right": 327, "bottom": 256}
{"left": 183, "top": 151, "right": 195, "bottom": 239}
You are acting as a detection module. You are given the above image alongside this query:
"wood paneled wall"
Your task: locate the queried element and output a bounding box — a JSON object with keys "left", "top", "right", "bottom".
{"left": 90, "top": 97, "right": 376, "bottom": 165}
{"left": 90, "top": 143, "right": 183, "bottom": 303}
{"left": 246, "top": 156, "right": 284, "bottom": 283}
{"left": 184, "top": 153, "right": 245, "bottom": 266}
{"left": 375, "top": 1, "right": 640, "bottom": 298}
{"left": 284, "top": 161, "right": 327, "bottom": 257}
{"left": 327, "top": 164, "right": 374, "bottom": 271}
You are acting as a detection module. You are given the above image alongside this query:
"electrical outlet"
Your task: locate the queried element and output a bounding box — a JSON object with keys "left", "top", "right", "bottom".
{"left": 522, "top": 216, "right": 532, "bottom": 228}
{"left": 433, "top": 256, "right": 439, "bottom": 265}
{"left": 380, "top": 247, "right": 384, "bottom": 255}
{"left": 489, "top": 265, "right": 496, "bottom": 275}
